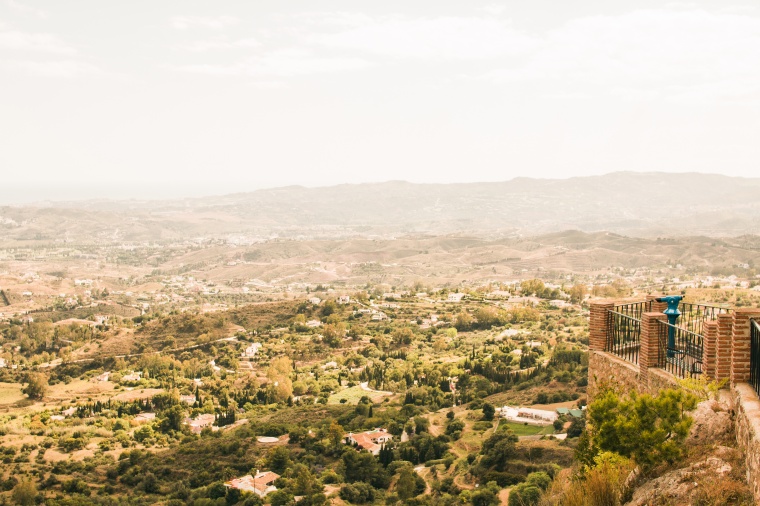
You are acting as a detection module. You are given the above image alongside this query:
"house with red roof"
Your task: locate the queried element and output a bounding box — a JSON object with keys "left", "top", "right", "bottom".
{"left": 344, "top": 428, "right": 393, "bottom": 455}
{"left": 224, "top": 470, "right": 280, "bottom": 497}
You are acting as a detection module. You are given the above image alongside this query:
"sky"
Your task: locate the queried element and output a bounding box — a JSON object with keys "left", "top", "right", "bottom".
{"left": 1, "top": 0, "right": 759, "bottom": 203}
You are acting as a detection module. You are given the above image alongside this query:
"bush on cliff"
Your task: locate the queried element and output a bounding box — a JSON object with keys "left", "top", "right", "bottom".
{"left": 578, "top": 388, "right": 697, "bottom": 470}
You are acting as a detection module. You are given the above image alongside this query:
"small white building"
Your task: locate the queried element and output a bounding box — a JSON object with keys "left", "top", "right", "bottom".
{"left": 242, "top": 343, "right": 262, "bottom": 357}
{"left": 308, "top": 297, "right": 322, "bottom": 305}
{"left": 121, "top": 371, "right": 142, "bottom": 382}
{"left": 224, "top": 471, "right": 281, "bottom": 497}
{"left": 338, "top": 295, "right": 351, "bottom": 304}
{"left": 498, "top": 406, "right": 557, "bottom": 425}
{"left": 447, "top": 293, "right": 465, "bottom": 302}
{"left": 184, "top": 413, "right": 216, "bottom": 434}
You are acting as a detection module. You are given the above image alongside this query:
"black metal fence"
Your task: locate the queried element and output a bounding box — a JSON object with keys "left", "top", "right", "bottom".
{"left": 678, "top": 303, "right": 731, "bottom": 337}
{"left": 751, "top": 319, "right": 760, "bottom": 397}
{"left": 607, "top": 310, "right": 641, "bottom": 364}
{"left": 613, "top": 300, "right": 653, "bottom": 321}
{"left": 656, "top": 320, "right": 703, "bottom": 378}
{"left": 606, "top": 298, "right": 726, "bottom": 374}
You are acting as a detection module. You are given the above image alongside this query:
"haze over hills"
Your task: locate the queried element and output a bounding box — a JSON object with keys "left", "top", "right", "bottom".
{"left": 2, "top": 172, "right": 760, "bottom": 244}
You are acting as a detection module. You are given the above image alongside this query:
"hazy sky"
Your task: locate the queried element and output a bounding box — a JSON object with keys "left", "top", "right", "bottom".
{"left": 1, "top": 1, "right": 759, "bottom": 202}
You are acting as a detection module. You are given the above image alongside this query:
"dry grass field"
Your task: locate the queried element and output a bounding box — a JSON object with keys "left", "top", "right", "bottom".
{"left": 0, "top": 382, "right": 24, "bottom": 407}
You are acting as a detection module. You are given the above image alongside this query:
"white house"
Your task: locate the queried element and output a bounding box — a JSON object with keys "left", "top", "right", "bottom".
{"left": 338, "top": 295, "right": 351, "bottom": 304}
{"left": 224, "top": 471, "right": 280, "bottom": 497}
{"left": 121, "top": 371, "right": 142, "bottom": 382}
{"left": 447, "top": 293, "right": 465, "bottom": 302}
{"left": 242, "top": 343, "right": 262, "bottom": 358}
{"left": 184, "top": 413, "right": 216, "bottom": 434}
{"left": 345, "top": 429, "right": 393, "bottom": 455}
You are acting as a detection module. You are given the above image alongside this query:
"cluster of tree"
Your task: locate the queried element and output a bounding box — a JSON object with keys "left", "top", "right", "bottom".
{"left": 454, "top": 306, "right": 540, "bottom": 332}
{"left": 520, "top": 279, "right": 562, "bottom": 300}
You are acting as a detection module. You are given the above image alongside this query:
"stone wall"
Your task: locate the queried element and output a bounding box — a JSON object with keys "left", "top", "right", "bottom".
{"left": 645, "top": 368, "right": 680, "bottom": 394}
{"left": 588, "top": 350, "right": 679, "bottom": 399}
{"left": 732, "top": 384, "right": 760, "bottom": 504}
{"left": 588, "top": 350, "right": 639, "bottom": 398}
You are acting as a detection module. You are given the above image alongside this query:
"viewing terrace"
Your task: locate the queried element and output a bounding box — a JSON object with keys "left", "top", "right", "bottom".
{"left": 588, "top": 296, "right": 760, "bottom": 502}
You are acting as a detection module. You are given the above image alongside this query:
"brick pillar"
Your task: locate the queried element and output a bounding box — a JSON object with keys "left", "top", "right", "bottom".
{"left": 640, "top": 311, "right": 667, "bottom": 391}
{"left": 589, "top": 301, "right": 615, "bottom": 352}
{"left": 702, "top": 320, "right": 718, "bottom": 381}
{"left": 646, "top": 294, "right": 667, "bottom": 314}
{"left": 715, "top": 313, "right": 734, "bottom": 382}
{"left": 731, "top": 309, "right": 760, "bottom": 386}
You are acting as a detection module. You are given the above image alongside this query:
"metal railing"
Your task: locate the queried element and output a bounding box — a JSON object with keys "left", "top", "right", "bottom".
{"left": 613, "top": 300, "right": 653, "bottom": 321}
{"left": 657, "top": 320, "right": 703, "bottom": 378}
{"left": 607, "top": 310, "right": 641, "bottom": 364}
{"left": 751, "top": 319, "right": 760, "bottom": 397}
{"left": 606, "top": 298, "right": 727, "bottom": 375}
{"left": 678, "top": 303, "right": 731, "bottom": 337}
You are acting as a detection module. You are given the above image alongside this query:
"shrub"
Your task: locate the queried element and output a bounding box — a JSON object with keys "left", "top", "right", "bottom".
{"left": 482, "top": 402, "right": 495, "bottom": 421}
{"left": 583, "top": 388, "right": 697, "bottom": 469}
{"left": 62, "top": 478, "right": 91, "bottom": 496}
{"left": 339, "top": 482, "right": 376, "bottom": 504}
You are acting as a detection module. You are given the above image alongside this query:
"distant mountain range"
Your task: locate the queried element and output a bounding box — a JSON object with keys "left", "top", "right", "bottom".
{"left": 2, "top": 172, "right": 760, "bottom": 243}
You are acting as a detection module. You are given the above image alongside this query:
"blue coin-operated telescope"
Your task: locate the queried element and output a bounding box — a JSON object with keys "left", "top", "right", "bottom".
{"left": 656, "top": 295, "right": 683, "bottom": 358}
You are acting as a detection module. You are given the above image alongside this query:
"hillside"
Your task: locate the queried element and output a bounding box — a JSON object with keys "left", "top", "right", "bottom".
{"left": 2, "top": 172, "right": 760, "bottom": 244}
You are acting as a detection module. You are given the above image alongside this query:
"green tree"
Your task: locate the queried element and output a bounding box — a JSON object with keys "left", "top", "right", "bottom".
{"left": 508, "top": 483, "right": 541, "bottom": 506}
{"left": 266, "top": 446, "right": 291, "bottom": 474}
{"left": 159, "top": 404, "right": 185, "bottom": 433}
{"left": 12, "top": 480, "right": 37, "bottom": 506}
{"left": 396, "top": 466, "right": 417, "bottom": 501}
{"left": 133, "top": 424, "right": 154, "bottom": 442}
{"left": 268, "top": 489, "right": 295, "bottom": 506}
{"left": 328, "top": 420, "right": 344, "bottom": 449}
{"left": 482, "top": 402, "right": 495, "bottom": 421}
{"left": 455, "top": 312, "right": 473, "bottom": 331}
{"left": 321, "top": 300, "right": 337, "bottom": 317}
{"left": 472, "top": 488, "right": 499, "bottom": 506}
{"left": 339, "top": 482, "right": 375, "bottom": 504}
{"left": 520, "top": 279, "right": 545, "bottom": 297}
{"left": 341, "top": 450, "right": 389, "bottom": 488}
{"left": 413, "top": 416, "right": 430, "bottom": 434}
{"left": 584, "top": 388, "right": 697, "bottom": 469}
{"left": 479, "top": 426, "right": 518, "bottom": 471}
{"left": 567, "top": 417, "right": 585, "bottom": 438}
{"left": 567, "top": 284, "right": 587, "bottom": 304}
{"left": 291, "top": 464, "right": 322, "bottom": 496}
{"left": 323, "top": 324, "right": 345, "bottom": 348}
{"left": 21, "top": 372, "right": 47, "bottom": 400}
{"left": 392, "top": 327, "right": 414, "bottom": 346}
{"left": 445, "top": 418, "right": 465, "bottom": 439}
